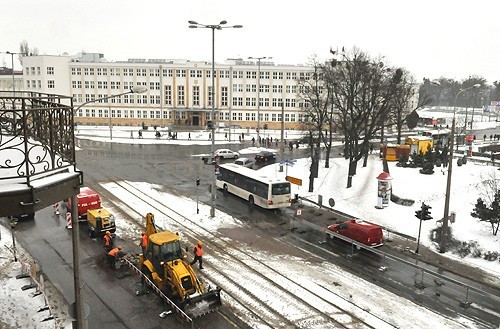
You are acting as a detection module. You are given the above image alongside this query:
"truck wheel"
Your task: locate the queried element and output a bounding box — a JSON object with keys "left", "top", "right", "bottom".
{"left": 88, "top": 224, "right": 95, "bottom": 238}
{"left": 248, "top": 195, "right": 254, "bottom": 207}
{"left": 223, "top": 185, "right": 228, "bottom": 196}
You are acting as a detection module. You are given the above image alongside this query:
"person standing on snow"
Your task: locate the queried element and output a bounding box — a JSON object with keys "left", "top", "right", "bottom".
{"left": 190, "top": 241, "right": 204, "bottom": 270}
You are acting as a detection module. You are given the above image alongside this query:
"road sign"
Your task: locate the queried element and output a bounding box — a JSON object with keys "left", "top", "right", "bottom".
{"left": 286, "top": 175, "right": 302, "bottom": 186}
{"left": 295, "top": 208, "right": 302, "bottom": 216}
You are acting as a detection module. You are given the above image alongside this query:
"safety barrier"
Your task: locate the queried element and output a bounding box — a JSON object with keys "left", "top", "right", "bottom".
{"left": 53, "top": 203, "right": 60, "bottom": 215}
{"left": 122, "top": 258, "right": 193, "bottom": 325}
{"left": 17, "top": 257, "right": 62, "bottom": 328}
{"left": 65, "top": 211, "right": 72, "bottom": 229}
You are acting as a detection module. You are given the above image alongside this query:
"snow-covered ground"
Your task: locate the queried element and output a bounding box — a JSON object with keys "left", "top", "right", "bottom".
{"left": 0, "top": 117, "right": 498, "bottom": 328}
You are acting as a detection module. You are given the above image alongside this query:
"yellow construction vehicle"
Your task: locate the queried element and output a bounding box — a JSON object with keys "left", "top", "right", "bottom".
{"left": 139, "top": 213, "right": 221, "bottom": 318}
{"left": 87, "top": 208, "right": 116, "bottom": 238}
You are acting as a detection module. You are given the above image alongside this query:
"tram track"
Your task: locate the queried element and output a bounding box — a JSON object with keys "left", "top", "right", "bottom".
{"left": 97, "top": 176, "right": 396, "bottom": 329}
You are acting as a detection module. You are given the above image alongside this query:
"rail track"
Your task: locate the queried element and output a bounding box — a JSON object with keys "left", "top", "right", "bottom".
{"left": 97, "top": 177, "right": 396, "bottom": 329}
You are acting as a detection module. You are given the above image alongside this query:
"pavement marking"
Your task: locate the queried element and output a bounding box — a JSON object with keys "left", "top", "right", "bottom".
{"left": 470, "top": 302, "right": 500, "bottom": 318}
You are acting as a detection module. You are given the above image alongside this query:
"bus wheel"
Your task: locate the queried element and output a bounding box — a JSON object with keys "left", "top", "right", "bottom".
{"left": 223, "top": 185, "right": 228, "bottom": 196}
{"left": 248, "top": 195, "right": 254, "bottom": 207}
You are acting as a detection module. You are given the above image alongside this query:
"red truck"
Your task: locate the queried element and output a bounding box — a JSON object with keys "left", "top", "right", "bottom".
{"left": 68, "top": 187, "right": 102, "bottom": 218}
{"left": 326, "top": 219, "right": 384, "bottom": 247}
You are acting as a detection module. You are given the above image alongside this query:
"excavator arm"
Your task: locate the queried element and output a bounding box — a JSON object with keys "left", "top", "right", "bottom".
{"left": 145, "top": 212, "right": 157, "bottom": 237}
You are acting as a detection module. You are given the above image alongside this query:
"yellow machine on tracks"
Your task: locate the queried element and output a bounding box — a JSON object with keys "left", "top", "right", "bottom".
{"left": 139, "top": 213, "right": 221, "bottom": 318}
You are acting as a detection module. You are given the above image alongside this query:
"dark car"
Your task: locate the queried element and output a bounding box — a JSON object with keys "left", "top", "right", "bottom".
{"left": 255, "top": 151, "right": 276, "bottom": 163}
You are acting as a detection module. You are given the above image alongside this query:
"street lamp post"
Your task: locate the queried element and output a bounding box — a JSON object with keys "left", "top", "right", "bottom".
{"left": 248, "top": 56, "right": 270, "bottom": 145}
{"left": 188, "top": 20, "right": 242, "bottom": 218}
{"left": 439, "top": 83, "right": 480, "bottom": 253}
{"left": 71, "top": 86, "right": 147, "bottom": 328}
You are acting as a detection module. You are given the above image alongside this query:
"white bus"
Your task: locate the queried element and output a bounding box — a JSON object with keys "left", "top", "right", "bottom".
{"left": 216, "top": 163, "right": 291, "bottom": 209}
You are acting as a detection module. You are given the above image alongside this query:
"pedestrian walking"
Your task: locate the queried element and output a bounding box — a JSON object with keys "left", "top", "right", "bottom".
{"left": 289, "top": 141, "right": 293, "bottom": 151}
{"left": 225, "top": 132, "right": 228, "bottom": 140}
{"left": 252, "top": 137, "right": 255, "bottom": 146}
{"left": 190, "top": 241, "right": 204, "bottom": 270}
{"left": 138, "top": 130, "right": 143, "bottom": 139}
{"left": 140, "top": 231, "right": 148, "bottom": 256}
{"left": 107, "top": 246, "right": 123, "bottom": 269}
{"left": 130, "top": 131, "right": 134, "bottom": 139}
{"left": 188, "top": 132, "right": 191, "bottom": 140}
{"left": 208, "top": 133, "right": 211, "bottom": 140}
{"left": 103, "top": 231, "right": 113, "bottom": 252}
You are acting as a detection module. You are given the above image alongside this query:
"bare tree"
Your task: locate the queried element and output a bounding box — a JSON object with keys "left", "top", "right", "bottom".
{"left": 18, "top": 40, "right": 38, "bottom": 65}
{"left": 297, "top": 60, "right": 330, "bottom": 192}
{"left": 325, "top": 48, "right": 402, "bottom": 188}
{"left": 390, "top": 71, "right": 434, "bottom": 144}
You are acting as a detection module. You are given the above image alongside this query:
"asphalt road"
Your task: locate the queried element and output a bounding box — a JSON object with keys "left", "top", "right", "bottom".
{"left": 6, "top": 138, "right": 499, "bottom": 328}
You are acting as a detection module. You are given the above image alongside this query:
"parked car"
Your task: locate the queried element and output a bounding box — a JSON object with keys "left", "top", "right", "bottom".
{"left": 215, "top": 149, "right": 239, "bottom": 159}
{"left": 326, "top": 219, "right": 384, "bottom": 247}
{"left": 234, "top": 157, "right": 254, "bottom": 168}
{"left": 255, "top": 151, "right": 276, "bottom": 163}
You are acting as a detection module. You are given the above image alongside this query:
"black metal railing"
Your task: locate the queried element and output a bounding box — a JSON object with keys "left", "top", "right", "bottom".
{"left": 0, "top": 91, "right": 76, "bottom": 186}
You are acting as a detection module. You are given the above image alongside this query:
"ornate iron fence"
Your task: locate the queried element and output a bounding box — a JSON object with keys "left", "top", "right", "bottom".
{"left": 0, "top": 91, "right": 76, "bottom": 186}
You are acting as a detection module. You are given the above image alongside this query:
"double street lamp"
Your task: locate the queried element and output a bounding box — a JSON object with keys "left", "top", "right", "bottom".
{"left": 248, "top": 56, "right": 271, "bottom": 145}
{"left": 70, "top": 86, "right": 147, "bottom": 328}
{"left": 439, "top": 83, "right": 481, "bottom": 253}
{"left": 188, "top": 20, "right": 242, "bottom": 218}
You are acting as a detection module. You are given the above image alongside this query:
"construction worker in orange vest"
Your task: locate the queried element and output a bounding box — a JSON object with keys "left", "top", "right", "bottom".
{"left": 140, "top": 231, "right": 148, "bottom": 256}
{"left": 103, "top": 231, "right": 113, "bottom": 252}
{"left": 190, "top": 241, "right": 204, "bottom": 270}
{"left": 107, "top": 246, "right": 122, "bottom": 269}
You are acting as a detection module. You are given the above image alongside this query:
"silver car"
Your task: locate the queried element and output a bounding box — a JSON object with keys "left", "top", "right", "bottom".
{"left": 215, "top": 148, "right": 239, "bottom": 159}
{"left": 234, "top": 157, "right": 254, "bottom": 168}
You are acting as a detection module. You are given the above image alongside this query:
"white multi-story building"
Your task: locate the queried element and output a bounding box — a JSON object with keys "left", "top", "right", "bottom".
{"left": 22, "top": 52, "right": 313, "bottom": 129}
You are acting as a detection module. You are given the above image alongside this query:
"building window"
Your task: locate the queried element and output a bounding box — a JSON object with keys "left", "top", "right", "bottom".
{"left": 233, "top": 70, "right": 243, "bottom": 79}
{"left": 47, "top": 67, "right": 54, "bottom": 75}
{"left": 176, "top": 69, "right": 186, "bottom": 77}
{"left": 162, "top": 69, "right": 173, "bottom": 77}
{"left": 193, "top": 86, "right": 200, "bottom": 106}
{"left": 246, "top": 71, "right": 256, "bottom": 79}
{"left": 207, "top": 86, "right": 213, "bottom": 106}
{"left": 177, "top": 85, "right": 185, "bottom": 106}
{"left": 165, "top": 85, "right": 172, "bottom": 105}
{"left": 273, "top": 85, "right": 283, "bottom": 93}
{"left": 232, "top": 97, "right": 243, "bottom": 107}
{"left": 221, "top": 87, "right": 228, "bottom": 107}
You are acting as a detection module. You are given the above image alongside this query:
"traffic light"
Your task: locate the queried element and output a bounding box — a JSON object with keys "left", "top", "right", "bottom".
{"left": 422, "top": 203, "right": 432, "bottom": 221}
{"left": 415, "top": 203, "right": 433, "bottom": 221}
{"left": 196, "top": 179, "right": 200, "bottom": 186}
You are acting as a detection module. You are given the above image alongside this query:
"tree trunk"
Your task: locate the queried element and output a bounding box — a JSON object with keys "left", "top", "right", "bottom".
{"left": 346, "top": 160, "right": 355, "bottom": 188}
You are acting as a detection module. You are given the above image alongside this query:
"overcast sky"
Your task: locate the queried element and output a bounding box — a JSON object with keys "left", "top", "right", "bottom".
{"left": 2, "top": 0, "right": 499, "bottom": 84}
